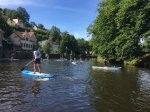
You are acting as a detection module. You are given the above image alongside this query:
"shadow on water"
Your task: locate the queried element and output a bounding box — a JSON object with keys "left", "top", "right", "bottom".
{"left": 0, "top": 59, "right": 150, "bottom": 112}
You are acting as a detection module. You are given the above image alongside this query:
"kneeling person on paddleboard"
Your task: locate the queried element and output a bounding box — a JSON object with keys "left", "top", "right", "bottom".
{"left": 33, "top": 48, "right": 41, "bottom": 74}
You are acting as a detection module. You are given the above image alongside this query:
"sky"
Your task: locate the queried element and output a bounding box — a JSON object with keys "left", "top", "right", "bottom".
{"left": 0, "top": 0, "right": 100, "bottom": 40}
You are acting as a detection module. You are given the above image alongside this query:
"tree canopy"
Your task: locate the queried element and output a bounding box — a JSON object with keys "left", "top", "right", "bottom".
{"left": 60, "top": 32, "right": 78, "bottom": 54}
{"left": 2, "top": 7, "right": 30, "bottom": 23}
{"left": 88, "top": 0, "right": 150, "bottom": 61}
{"left": 48, "top": 26, "right": 61, "bottom": 43}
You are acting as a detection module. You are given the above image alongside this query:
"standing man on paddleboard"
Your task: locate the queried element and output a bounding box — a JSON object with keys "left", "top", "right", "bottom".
{"left": 33, "top": 48, "right": 41, "bottom": 74}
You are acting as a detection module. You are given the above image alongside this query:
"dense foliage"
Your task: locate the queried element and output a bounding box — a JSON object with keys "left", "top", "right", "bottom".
{"left": 41, "top": 40, "right": 51, "bottom": 54}
{"left": 2, "top": 7, "right": 30, "bottom": 23}
{"left": 88, "top": 0, "right": 150, "bottom": 61}
{"left": 60, "top": 32, "right": 78, "bottom": 55}
{"left": 48, "top": 26, "right": 61, "bottom": 43}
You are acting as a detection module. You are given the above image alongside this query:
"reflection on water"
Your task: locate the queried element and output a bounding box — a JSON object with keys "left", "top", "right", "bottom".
{"left": 0, "top": 59, "right": 150, "bottom": 112}
{"left": 32, "top": 80, "right": 40, "bottom": 96}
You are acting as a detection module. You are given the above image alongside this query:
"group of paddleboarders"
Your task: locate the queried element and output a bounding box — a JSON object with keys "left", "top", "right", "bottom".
{"left": 33, "top": 47, "right": 109, "bottom": 73}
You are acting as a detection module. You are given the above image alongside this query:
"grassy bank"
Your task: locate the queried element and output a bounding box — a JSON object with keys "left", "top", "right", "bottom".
{"left": 124, "top": 53, "right": 150, "bottom": 68}
{"left": 97, "top": 54, "right": 150, "bottom": 68}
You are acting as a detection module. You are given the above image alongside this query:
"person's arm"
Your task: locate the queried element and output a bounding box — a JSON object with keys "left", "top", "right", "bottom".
{"left": 33, "top": 51, "right": 35, "bottom": 60}
{"left": 39, "top": 51, "right": 41, "bottom": 59}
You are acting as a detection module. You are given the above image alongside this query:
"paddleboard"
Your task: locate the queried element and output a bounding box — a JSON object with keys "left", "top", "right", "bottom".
{"left": 56, "top": 59, "right": 67, "bottom": 62}
{"left": 72, "top": 61, "right": 78, "bottom": 65}
{"left": 22, "top": 70, "right": 55, "bottom": 78}
{"left": 92, "top": 66, "right": 121, "bottom": 70}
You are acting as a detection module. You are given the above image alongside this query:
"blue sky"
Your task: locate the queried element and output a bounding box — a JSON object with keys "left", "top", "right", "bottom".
{"left": 0, "top": 0, "right": 100, "bottom": 40}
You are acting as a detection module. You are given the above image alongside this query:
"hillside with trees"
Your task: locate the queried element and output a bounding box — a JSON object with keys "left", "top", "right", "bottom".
{"left": 0, "top": 7, "right": 91, "bottom": 58}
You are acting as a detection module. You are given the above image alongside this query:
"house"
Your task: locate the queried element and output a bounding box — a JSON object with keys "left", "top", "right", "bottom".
{"left": 0, "top": 29, "right": 4, "bottom": 58}
{"left": 9, "top": 31, "right": 37, "bottom": 51}
{"left": 7, "top": 18, "right": 24, "bottom": 28}
{"left": 33, "top": 26, "right": 38, "bottom": 31}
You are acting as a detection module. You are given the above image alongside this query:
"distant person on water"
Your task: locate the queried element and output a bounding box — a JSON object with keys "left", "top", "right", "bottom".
{"left": 33, "top": 48, "right": 41, "bottom": 73}
{"left": 104, "top": 59, "right": 108, "bottom": 66}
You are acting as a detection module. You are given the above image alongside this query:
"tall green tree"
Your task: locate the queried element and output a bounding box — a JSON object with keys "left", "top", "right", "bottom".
{"left": 48, "top": 26, "right": 61, "bottom": 43}
{"left": 77, "top": 38, "right": 91, "bottom": 55}
{"left": 2, "top": 8, "right": 18, "bottom": 20}
{"left": 16, "top": 7, "right": 30, "bottom": 23}
{"left": 41, "top": 40, "right": 51, "bottom": 54}
{"left": 88, "top": 0, "right": 150, "bottom": 61}
{"left": 0, "top": 10, "right": 13, "bottom": 36}
{"left": 60, "top": 32, "right": 78, "bottom": 54}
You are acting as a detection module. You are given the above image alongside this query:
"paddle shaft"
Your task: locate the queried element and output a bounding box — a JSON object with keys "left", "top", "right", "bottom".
{"left": 21, "top": 60, "right": 33, "bottom": 71}
{"left": 25, "top": 60, "right": 33, "bottom": 66}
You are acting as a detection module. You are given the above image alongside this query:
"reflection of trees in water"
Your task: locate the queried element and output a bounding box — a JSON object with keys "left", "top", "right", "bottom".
{"left": 88, "top": 64, "right": 141, "bottom": 112}
{"left": 32, "top": 80, "right": 40, "bottom": 96}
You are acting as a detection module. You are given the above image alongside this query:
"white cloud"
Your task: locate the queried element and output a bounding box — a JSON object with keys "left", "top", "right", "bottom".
{"left": 52, "top": 6, "right": 90, "bottom": 14}
{"left": 0, "top": 0, "right": 32, "bottom": 7}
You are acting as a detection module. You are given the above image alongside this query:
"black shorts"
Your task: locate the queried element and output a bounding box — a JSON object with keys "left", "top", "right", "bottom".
{"left": 34, "top": 58, "right": 41, "bottom": 64}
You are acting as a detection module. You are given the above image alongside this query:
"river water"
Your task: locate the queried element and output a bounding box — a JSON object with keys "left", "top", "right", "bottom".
{"left": 0, "top": 59, "right": 150, "bottom": 112}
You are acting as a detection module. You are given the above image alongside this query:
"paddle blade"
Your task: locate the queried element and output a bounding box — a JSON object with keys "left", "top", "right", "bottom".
{"left": 21, "top": 67, "right": 25, "bottom": 71}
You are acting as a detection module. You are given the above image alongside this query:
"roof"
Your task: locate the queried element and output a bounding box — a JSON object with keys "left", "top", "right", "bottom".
{"left": 14, "top": 31, "right": 35, "bottom": 39}
{"left": 15, "top": 32, "right": 25, "bottom": 38}
{"left": 28, "top": 32, "right": 35, "bottom": 37}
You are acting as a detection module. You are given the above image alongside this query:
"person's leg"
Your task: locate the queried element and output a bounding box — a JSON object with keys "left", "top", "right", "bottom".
{"left": 34, "top": 64, "right": 36, "bottom": 73}
{"left": 37, "top": 64, "right": 41, "bottom": 73}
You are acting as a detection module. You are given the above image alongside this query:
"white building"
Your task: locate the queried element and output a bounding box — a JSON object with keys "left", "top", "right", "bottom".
{"left": 7, "top": 18, "right": 24, "bottom": 28}
{"left": 9, "top": 31, "right": 37, "bottom": 51}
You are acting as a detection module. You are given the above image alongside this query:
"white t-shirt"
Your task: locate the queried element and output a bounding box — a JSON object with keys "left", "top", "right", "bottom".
{"left": 34, "top": 50, "right": 41, "bottom": 59}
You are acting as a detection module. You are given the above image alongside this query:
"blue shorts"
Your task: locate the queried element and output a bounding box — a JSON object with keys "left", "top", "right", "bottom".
{"left": 34, "top": 58, "right": 41, "bottom": 64}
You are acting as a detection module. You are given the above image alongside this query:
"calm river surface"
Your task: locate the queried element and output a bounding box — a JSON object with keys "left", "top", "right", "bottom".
{"left": 0, "top": 59, "right": 150, "bottom": 112}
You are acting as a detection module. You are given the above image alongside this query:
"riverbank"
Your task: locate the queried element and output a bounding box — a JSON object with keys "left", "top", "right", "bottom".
{"left": 97, "top": 53, "right": 150, "bottom": 68}
{"left": 124, "top": 53, "right": 150, "bottom": 68}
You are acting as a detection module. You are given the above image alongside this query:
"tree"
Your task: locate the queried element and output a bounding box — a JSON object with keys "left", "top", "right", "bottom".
{"left": 37, "top": 24, "right": 44, "bottom": 29}
{"left": 60, "top": 32, "right": 78, "bottom": 54}
{"left": 0, "top": 11, "right": 13, "bottom": 36}
{"left": 141, "top": 38, "right": 150, "bottom": 52}
{"left": 77, "top": 38, "right": 91, "bottom": 55}
{"left": 16, "top": 7, "right": 30, "bottom": 23}
{"left": 88, "top": 0, "right": 150, "bottom": 61}
{"left": 30, "top": 21, "right": 36, "bottom": 27}
{"left": 41, "top": 40, "right": 51, "bottom": 54}
{"left": 48, "top": 26, "right": 61, "bottom": 43}
{"left": 2, "top": 8, "right": 18, "bottom": 20}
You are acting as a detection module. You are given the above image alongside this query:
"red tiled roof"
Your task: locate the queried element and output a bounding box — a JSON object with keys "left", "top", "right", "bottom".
{"left": 14, "top": 31, "right": 35, "bottom": 39}
{"left": 15, "top": 32, "right": 25, "bottom": 38}
{"left": 28, "top": 32, "right": 35, "bottom": 38}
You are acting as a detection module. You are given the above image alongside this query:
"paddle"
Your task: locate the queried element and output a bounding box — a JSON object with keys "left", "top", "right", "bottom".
{"left": 21, "top": 60, "right": 33, "bottom": 71}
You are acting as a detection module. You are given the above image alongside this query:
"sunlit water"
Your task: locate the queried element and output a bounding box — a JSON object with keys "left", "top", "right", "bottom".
{"left": 0, "top": 59, "right": 150, "bottom": 112}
